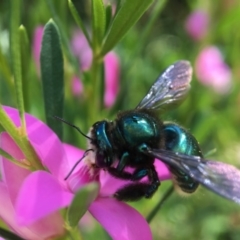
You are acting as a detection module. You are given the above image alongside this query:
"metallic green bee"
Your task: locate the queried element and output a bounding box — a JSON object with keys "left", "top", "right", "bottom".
{"left": 58, "top": 61, "right": 240, "bottom": 203}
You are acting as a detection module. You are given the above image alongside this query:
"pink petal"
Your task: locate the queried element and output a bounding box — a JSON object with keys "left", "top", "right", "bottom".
{"left": 63, "top": 143, "right": 84, "bottom": 164}
{"left": 185, "top": 10, "right": 209, "bottom": 41}
{"left": 0, "top": 132, "right": 31, "bottom": 205}
{"left": 71, "top": 76, "right": 83, "bottom": 96}
{"left": 63, "top": 139, "right": 171, "bottom": 196}
{"left": 64, "top": 148, "right": 100, "bottom": 192}
{"left": 104, "top": 52, "right": 120, "bottom": 107}
{"left": 3, "top": 106, "right": 71, "bottom": 181}
{"left": 100, "top": 160, "right": 171, "bottom": 197}
{"left": 0, "top": 183, "right": 65, "bottom": 239}
{"left": 195, "top": 46, "right": 232, "bottom": 94}
{"left": 89, "top": 197, "right": 152, "bottom": 240}
{"left": 15, "top": 171, "right": 73, "bottom": 225}
{"left": 99, "top": 170, "right": 131, "bottom": 197}
{"left": 32, "top": 26, "right": 44, "bottom": 73}
{"left": 71, "top": 30, "right": 92, "bottom": 70}
{"left": 154, "top": 159, "right": 171, "bottom": 181}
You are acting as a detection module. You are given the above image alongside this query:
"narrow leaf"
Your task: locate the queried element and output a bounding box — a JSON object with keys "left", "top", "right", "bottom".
{"left": 101, "top": 0, "right": 154, "bottom": 56}
{"left": 45, "top": 0, "right": 83, "bottom": 82}
{"left": 92, "top": 0, "right": 106, "bottom": 52}
{"left": 19, "top": 25, "right": 31, "bottom": 112}
{"left": 67, "top": 183, "right": 99, "bottom": 227}
{"left": 40, "top": 20, "right": 64, "bottom": 139}
{"left": 68, "top": 0, "right": 91, "bottom": 46}
{"left": 10, "top": 0, "right": 26, "bottom": 134}
{"left": 105, "top": 4, "right": 112, "bottom": 34}
{"left": 0, "top": 46, "right": 14, "bottom": 97}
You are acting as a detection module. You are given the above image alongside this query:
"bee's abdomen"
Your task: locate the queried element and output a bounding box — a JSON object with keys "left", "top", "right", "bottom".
{"left": 163, "top": 122, "right": 203, "bottom": 193}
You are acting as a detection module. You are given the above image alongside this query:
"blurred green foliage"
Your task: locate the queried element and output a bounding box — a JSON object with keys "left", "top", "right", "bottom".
{"left": 0, "top": 0, "right": 240, "bottom": 239}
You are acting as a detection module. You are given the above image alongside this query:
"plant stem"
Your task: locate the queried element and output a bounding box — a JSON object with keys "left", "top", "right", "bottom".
{"left": 146, "top": 185, "right": 174, "bottom": 223}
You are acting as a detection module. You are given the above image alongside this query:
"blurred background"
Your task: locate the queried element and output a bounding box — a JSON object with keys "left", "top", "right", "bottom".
{"left": 1, "top": 0, "right": 240, "bottom": 239}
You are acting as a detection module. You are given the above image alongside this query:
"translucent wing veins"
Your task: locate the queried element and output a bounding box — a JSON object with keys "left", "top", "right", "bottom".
{"left": 136, "top": 60, "right": 192, "bottom": 110}
{"left": 143, "top": 148, "right": 240, "bottom": 204}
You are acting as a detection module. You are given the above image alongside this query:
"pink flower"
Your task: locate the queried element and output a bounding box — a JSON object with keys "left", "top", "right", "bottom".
{"left": 104, "top": 52, "right": 120, "bottom": 107}
{"left": 185, "top": 10, "right": 209, "bottom": 41}
{"left": 195, "top": 46, "right": 232, "bottom": 94}
{"left": 71, "top": 75, "right": 83, "bottom": 95}
{"left": 0, "top": 106, "right": 171, "bottom": 240}
{"left": 32, "top": 26, "right": 44, "bottom": 73}
{"left": 71, "top": 30, "right": 120, "bottom": 107}
{"left": 71, "top": 30, "right": 92, "bottom": 71}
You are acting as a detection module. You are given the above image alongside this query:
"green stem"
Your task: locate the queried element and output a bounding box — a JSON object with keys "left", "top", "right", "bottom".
{"left": 67, "top": 227, "right": 83, "bottom": 240}
{"left": 87, "top": 54, "right": 103, "bottom": 125}
{"left": 146, "top": 185, "right": 174, "bottom": 223}
{"left": 10, "top": 0, "right": 26, "bottom": 134}
{"left": 0, "top": 148, "right": 30, "bottom": 169}
{"left": 0, "top": 46, "right": 15, "bottom": 99}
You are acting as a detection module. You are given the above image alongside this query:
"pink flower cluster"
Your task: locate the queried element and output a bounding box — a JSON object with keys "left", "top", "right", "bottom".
{"left": 185, "top": 10, "right": 209, "bottom": 41}
{"left": 195, "top": 46, "right": 232, "bottom": 94}
{"left": 185, "top": 10, "right": 232, "bottom": 93}
{"left": 0, "top": 106, "right": 171, "bottom": 239}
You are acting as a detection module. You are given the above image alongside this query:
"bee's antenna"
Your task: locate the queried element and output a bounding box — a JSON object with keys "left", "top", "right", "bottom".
{"left": 53, "top": 116, "right": 93, "bottom": 141}
{"left": 64, "top": 149, "right": 94, "bottom": 180}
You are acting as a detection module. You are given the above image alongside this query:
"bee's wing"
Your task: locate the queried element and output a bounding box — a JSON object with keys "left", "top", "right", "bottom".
{"left": 144, "top": 148, "right": 240, "bottom": 204}
{"left": 136, "top": 61, "right": 192, "bottom": 110}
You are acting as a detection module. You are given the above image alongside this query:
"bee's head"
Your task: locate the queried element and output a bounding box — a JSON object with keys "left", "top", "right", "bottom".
{"left": 91, "top": 121, "right": 113, "bottom": 168}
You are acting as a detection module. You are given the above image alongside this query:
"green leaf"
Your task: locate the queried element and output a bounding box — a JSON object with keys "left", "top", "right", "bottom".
{"left": 0, "top": 46, "right": 14, "bottom": 97}
{"left": 101, "top": 0, "right": 154, "bottom": 56}
{"left": 40, "top": 20, "right": 64, "bottom": 140}
{"left": 105, "top": 4, "right": 112, "bottom": 34}
{"left": 92, "top": 0, "right": 106, "bottom": 52}
{"left": 10, "top": 0, "right": 26, "bottom": 133}
{"left": 67, "top": 183, "right": 99, "bottom": 227}
{"left": 45, "top": 0, "right": 83, "bottom": 82}
{"left": 19, "top": 25, "right": 31, "bottom": 112}
{"left": 68, "top": 0, "right": 91, "bottom": 46}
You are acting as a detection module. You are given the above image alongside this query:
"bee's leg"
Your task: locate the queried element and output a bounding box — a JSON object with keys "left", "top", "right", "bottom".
{"left": 131, "top": 167, "right": 149, "bottom": 180}
{"left": 114, "top": 182, "right": 155, "bottom": 201}
{"left": 116, "top": 152, "right": 130, "bottom": 171}
{"left": 114, "top": 167, "right": 160, "bottom": 201}
{"left": 145, "top": 166, "right": 160, "bottom": 198}
{"left": 107, "top": 167, "right": 132, "bottom": 180}
{"left": 107, "top": 166, "right": 148, "bottom": 181}
{"left": 107, "top": 152, "right": 132, "bottom": 179}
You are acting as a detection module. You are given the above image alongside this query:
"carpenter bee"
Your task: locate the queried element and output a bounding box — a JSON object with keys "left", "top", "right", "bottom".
{"left": 56, "top": 61, "right": 240, "bottom": 203}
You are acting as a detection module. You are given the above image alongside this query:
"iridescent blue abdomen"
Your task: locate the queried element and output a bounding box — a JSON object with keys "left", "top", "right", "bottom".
{"left": 163, "top": 123, "right": 203, "bottom": 193}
